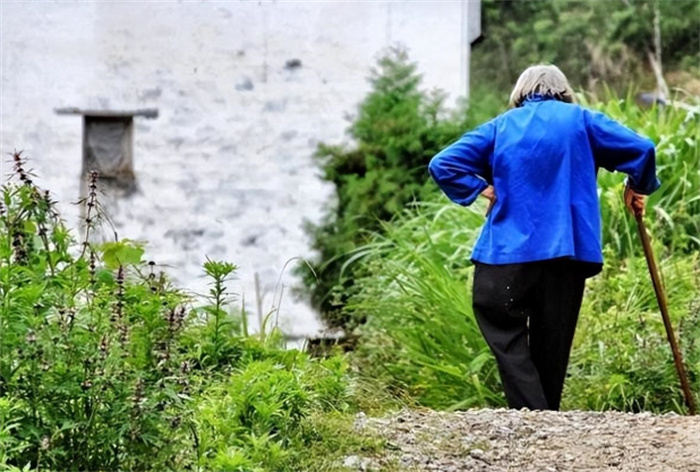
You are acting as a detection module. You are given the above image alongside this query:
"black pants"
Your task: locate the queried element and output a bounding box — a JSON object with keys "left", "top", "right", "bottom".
{"left": 472, "top": 260, "right": 590, "bottom": 410}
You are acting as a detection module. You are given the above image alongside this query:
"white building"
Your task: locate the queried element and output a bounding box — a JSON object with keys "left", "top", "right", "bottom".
{"left": 1, "top": 0, "right": 481, "bottom": 337}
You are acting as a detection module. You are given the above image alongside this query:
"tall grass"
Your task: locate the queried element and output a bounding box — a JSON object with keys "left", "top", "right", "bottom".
{"left": 347, "top": 201, "right": 505, "bottom": 409}
{"left": 564, "top": 251, "right": 700, "bottom": 412}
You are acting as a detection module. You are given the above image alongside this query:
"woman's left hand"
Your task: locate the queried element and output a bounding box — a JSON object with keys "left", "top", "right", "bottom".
{"left": 624, "top": 185, "right": 646, "bottom": 216}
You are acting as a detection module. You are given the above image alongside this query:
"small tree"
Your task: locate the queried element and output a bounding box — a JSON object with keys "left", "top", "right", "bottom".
{"left": 301, "top": 47, "right": 477, "bottom": 329}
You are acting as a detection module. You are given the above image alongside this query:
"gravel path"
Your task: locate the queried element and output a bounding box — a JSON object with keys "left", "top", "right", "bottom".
{"left": 349, "top": 408, "right": 700, "bottom": 472}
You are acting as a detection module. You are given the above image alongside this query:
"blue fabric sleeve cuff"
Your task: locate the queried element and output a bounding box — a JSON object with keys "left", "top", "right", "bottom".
{"left": 625, "top": 176, "right": 661, "bottom": 195}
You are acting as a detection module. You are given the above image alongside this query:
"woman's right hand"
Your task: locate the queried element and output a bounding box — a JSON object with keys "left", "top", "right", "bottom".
{"left": 481, "top": 185, "right": 496, "bottom": 216}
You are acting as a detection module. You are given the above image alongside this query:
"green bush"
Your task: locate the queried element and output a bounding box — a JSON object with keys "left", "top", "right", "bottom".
{"left": 473, "top": 0, "right": 700, "bottom": 95}
{"left": 0, "top": 160, "right": 197, "bottom": 470}
{"left": 564, "top": 251, "right": 700, "bottom": 412}
{"left": 194, "top": 353, "right": 352, "bottom": 471}
{"left": 0, "top": 153, "right": 390, "bottom": 471}
{"left": 301, "top": 47, "right": 499, "bottom": 328}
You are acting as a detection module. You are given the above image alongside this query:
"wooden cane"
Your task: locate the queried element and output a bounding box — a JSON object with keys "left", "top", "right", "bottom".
{"left": 635, "top": 212, "right": 697, "bottom": 415}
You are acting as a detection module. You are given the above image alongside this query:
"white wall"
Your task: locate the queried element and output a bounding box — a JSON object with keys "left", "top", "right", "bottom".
{"left": 1, "top": 0, "right": 467, "bottom": 336}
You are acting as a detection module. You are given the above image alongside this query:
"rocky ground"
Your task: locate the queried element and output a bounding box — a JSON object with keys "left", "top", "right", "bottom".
{"left": 346, "top": 408, "right": 700, "bottom": 472}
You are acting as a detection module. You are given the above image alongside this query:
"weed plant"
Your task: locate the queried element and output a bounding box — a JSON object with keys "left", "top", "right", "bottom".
{"left": 1, "top": 156, "right": 195, "bottom": 469}
{"left": 564, "top": 251, "right": 700, "bottom": 411}
{"left": 0, "top": 152, "right": 393, "bottom": 471}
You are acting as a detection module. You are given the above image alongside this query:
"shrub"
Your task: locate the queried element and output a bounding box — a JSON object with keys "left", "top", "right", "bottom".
{"left": 301, "top": 47, "right": 499, "bottom": 328}
{"left": 472, "top": 0, "right": 700, "bottom": 95}
{"left": 0, "top": 157, "right": 196, "bottom": 470}
{"left": 564, "top": 251, "right": 700, "bottom": 412}
{"left": 194, "top": 353, "right": 353, "bottom": 471}
{"left": 0, "top": 153, "right": 383, "bottom": 471}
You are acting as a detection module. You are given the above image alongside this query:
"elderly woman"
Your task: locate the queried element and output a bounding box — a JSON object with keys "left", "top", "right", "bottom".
{"left": 429, "top": 64, "right": 660, "bottom": 411}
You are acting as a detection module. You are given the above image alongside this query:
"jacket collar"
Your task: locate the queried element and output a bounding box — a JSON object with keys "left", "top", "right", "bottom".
{"left": 522, "top": 94, "right": 556, "bottom": 105}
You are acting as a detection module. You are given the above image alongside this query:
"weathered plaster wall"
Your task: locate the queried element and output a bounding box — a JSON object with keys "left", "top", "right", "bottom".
{"left": 1, "top": 1, "right": 468, "bottom": 336}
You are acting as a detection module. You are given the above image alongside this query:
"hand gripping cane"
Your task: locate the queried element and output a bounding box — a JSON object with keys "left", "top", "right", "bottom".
{"left": 635, "top": 211, "right": 697, "bottom": 415}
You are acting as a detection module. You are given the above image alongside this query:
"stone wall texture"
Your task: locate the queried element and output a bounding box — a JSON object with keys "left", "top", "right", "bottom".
{"left": 1, "top": 0, "right": 469, "bottom": 336}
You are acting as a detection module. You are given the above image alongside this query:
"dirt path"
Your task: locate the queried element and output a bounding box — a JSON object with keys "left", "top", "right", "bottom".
{"left": 350, "top": 409, "right": 700, "bottom": 471}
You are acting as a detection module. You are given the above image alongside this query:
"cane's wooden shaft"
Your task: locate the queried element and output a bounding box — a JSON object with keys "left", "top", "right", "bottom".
{"left": 635, "top": 213, "right": 697, "bottom": 415}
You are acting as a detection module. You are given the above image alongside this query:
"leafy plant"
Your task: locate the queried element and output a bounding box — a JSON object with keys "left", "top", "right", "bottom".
{"left": 300, "top": 47, "right": 495, "bottom": 328}
{"left": 564, "top": 252, "right": 700, "bottom": 412}
{"left": 0, "top": 153, "right": 395, "bottom": 471}
{"left": 0, "top": 155, "right": 196, "bottom": 470}
{"left": 193, "top": 351, "right": 358, "bottom": 471}
{"left": 472, "top": 0, "right": 700, "bottom": 95}
{"left": 189, "top": 259, "right": 243, "bottom": 369}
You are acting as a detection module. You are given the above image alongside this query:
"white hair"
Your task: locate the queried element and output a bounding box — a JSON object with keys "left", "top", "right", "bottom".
{"left": 509, "top": 64, "right": 575, "bottom": 108}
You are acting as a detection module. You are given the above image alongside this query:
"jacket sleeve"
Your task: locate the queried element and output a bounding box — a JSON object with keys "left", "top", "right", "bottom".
{"left": 585, "top": 109, "right": 661, "bottom": 195}
{"left": 428, "top": 120, "right": 495, "bottom": 206}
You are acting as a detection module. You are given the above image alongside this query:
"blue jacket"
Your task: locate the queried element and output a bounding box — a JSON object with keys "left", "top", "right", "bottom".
{"left": 428, "top": 96, "right": 660, "bottom": 266}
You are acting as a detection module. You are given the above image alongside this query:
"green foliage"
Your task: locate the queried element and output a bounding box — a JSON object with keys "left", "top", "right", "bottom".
{"left": 346, "top": 202, "right": 504, "bottom": 409}
{"left": 0, "top": 155, "right": 195, "bottom": 470}
{"left": 0, "top": 397, "right": 31, "bottom": 471}
{"left": 564, "top": 252, "right": 700, "bottom": 412}
{"left": 194, "top": 353, "right": 353, "bottom": 471}
{"left": 473, "top": 0, "right": 700, "bottom": 95}
{"left": 302, "top": 47, "right": 497, "bottom": 328}
{"left": 344, "top": 98, "right": 700, "bottom": 414}
{"left": 0, "top": 154, "right": 390, "bottom": 471}
{"left": 100, "top": 240, "right": 145, "bottom": 270}
{"left": 191, "top": 259, "right": 243, "bottom": 369}
{"left": 190, "top": 346, "right": 397, "bottom": 472}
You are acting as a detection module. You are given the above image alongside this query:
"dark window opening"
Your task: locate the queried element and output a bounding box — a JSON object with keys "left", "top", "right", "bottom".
{"left": 83, "top": 115, "right": 136, "bottom": 191}
{"left": 56, "top": 107, "right": 158, "bottom": 198}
